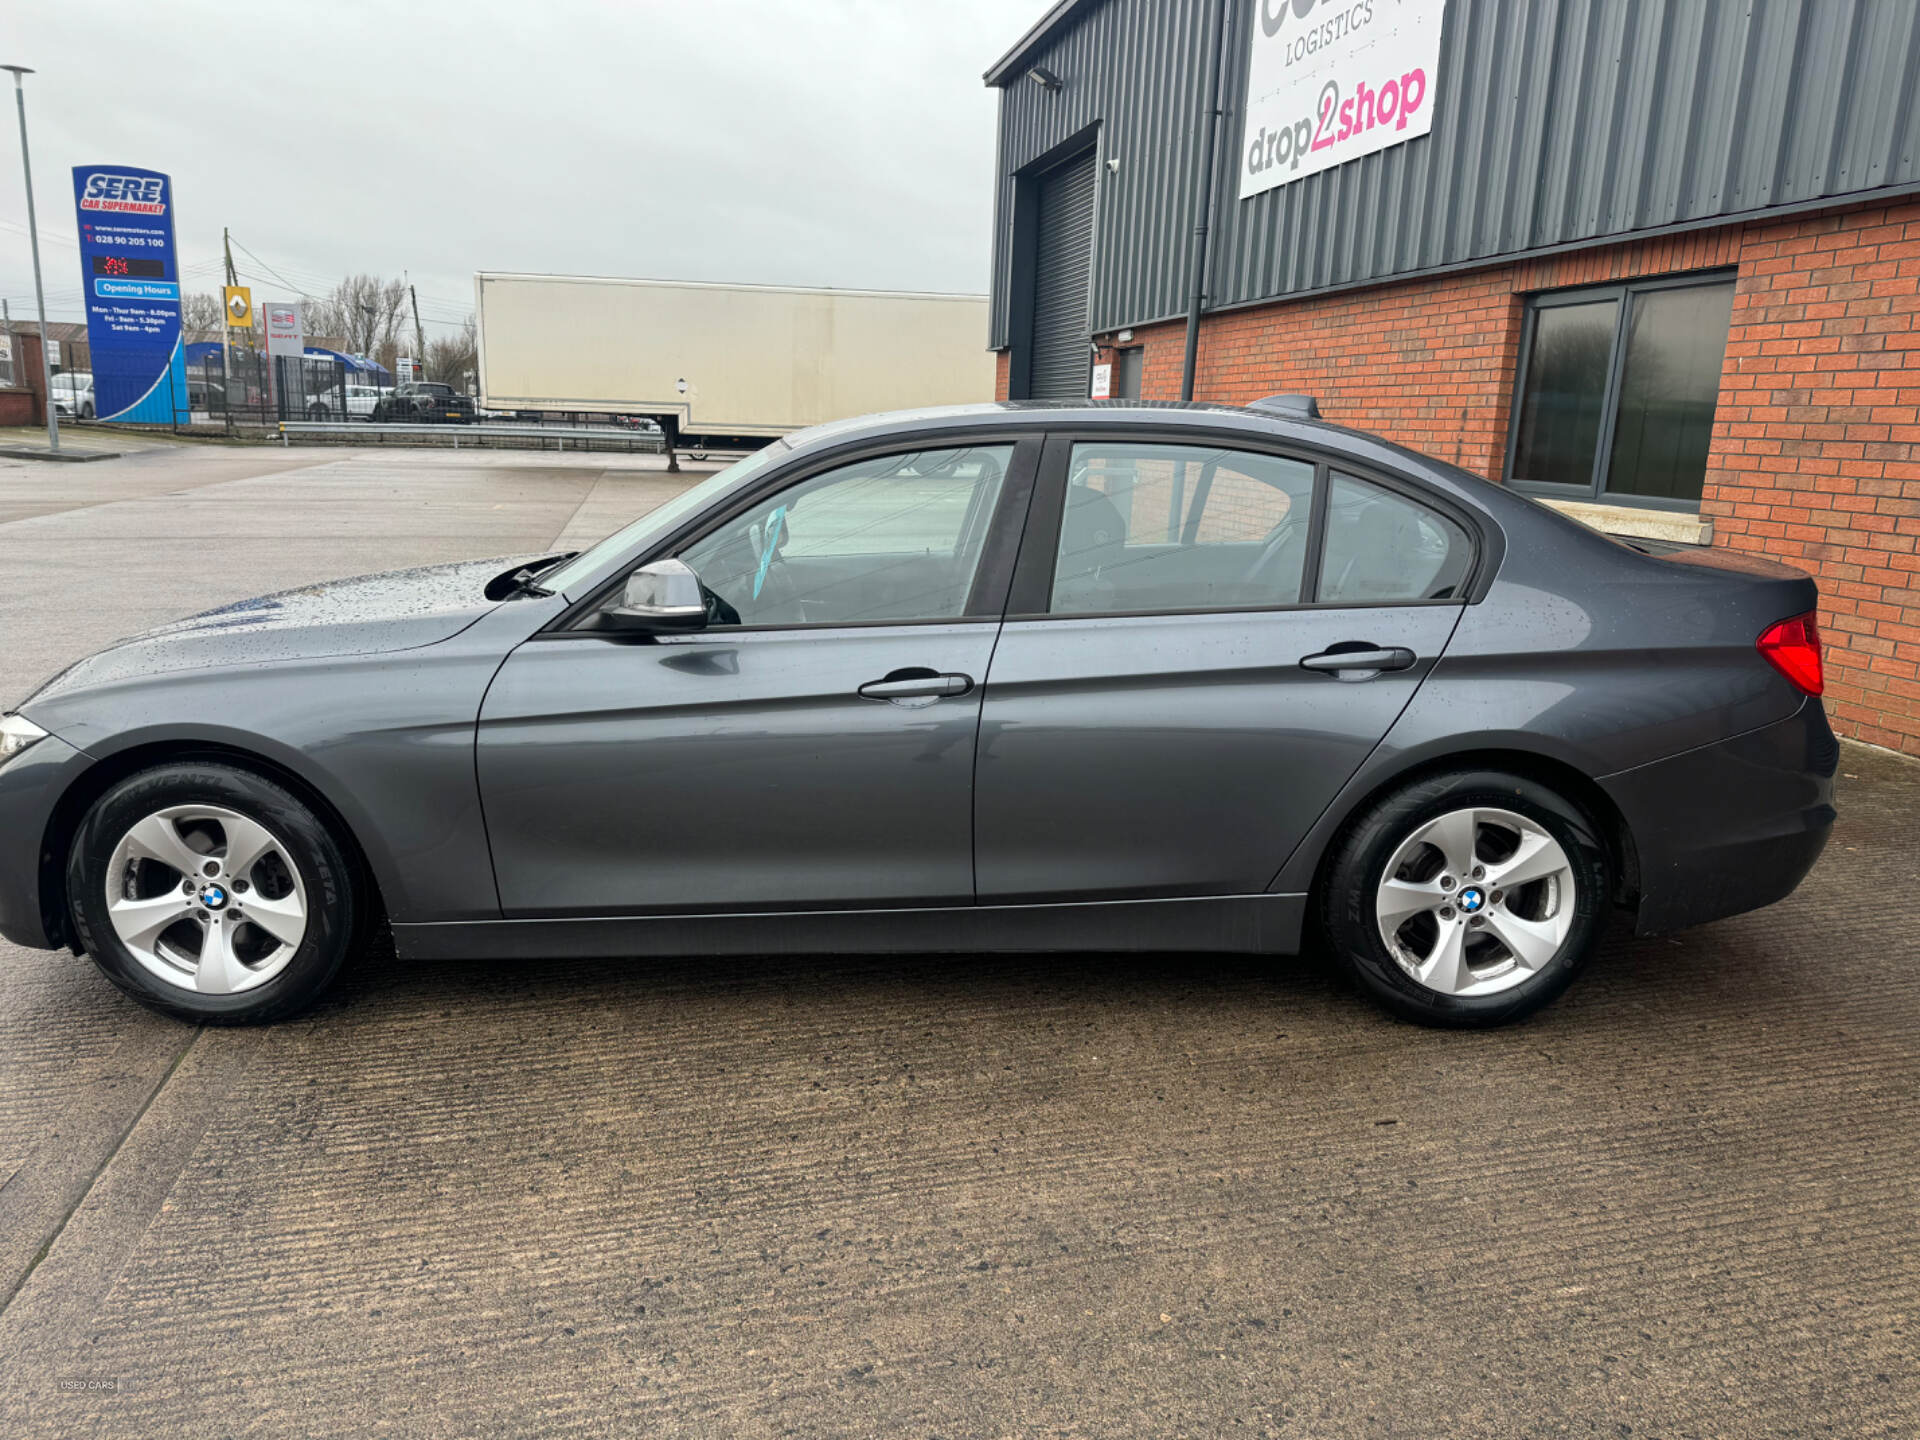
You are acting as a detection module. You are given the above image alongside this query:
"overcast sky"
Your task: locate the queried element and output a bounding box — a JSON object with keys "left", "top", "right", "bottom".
{"left": 0, "top": 0, "right": 1039, "bottom": 337}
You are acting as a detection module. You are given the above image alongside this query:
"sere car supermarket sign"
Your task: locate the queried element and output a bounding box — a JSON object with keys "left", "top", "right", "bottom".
{"left": 1239, "top": 0, "right": 1448, "bottom": 200}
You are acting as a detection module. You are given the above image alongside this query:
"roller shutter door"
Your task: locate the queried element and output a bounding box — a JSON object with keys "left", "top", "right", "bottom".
{"left": 1027, "top": 150, "right": 1096, "bottom": 401}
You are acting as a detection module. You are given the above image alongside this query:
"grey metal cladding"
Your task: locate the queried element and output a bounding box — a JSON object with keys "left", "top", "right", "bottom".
{"left": 988, "top": 0, "right": 1217, "bottom": 349}
{"left": 988, "top": 0, "right": 1920, "bottom": 349}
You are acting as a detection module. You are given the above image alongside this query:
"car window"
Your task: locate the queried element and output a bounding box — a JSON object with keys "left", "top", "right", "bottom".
{"left": 1048, "top": 442, "right": 1316, "bottom": 615}
{"left": 1318, "top": 473, "right": 1473, "bottom": 603}
{"left": 675, "top": 445, "right": 1013, "bottom": 627}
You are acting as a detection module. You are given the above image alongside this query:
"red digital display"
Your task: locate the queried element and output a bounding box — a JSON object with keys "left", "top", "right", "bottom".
{"left": 90, "top": 255, "right": 167, "bottom": 279}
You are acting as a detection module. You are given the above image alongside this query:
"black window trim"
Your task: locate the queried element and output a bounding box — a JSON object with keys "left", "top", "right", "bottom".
{"left": 540, "top": 429, "right": 1046, "bottom": 638}
{"left": 1503, "top": 267, "right": 1737, "bottom": 515}
{"left": 1005, "top": 426, "right": 1487, "bottom": 623}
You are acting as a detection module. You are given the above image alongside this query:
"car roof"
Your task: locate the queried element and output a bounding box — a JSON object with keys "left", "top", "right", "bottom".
{"left": 783, "top": 399, "right": 1341, "bottom": 450}
{"left": 782, "top": 399, "right": 1433, "bottom": 478}
{"left": 778, "top": 398, "right": 1569, "bottom": 539}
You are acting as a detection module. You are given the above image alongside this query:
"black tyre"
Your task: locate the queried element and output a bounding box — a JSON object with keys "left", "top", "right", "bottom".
{"left": 1321, "top": 769, "right": 1610, "bottom": 1028}
{"left": 67, "top": 763, "right": 363, "bottom": 1024}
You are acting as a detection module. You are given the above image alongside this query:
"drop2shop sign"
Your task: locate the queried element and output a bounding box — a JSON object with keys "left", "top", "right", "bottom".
{"left": 1239, "top": 0, "right": 1448, "bottom": 200}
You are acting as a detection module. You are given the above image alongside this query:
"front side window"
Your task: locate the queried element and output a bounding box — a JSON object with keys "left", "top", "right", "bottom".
{"left": 544, "top": 445, "right": 789, "bottom": 597}
{"left": 1508, "top": 274, "right": 1735, "bottom": 506}
{"left": 1048, "top": 443, "right": 1316, "bottom": 615}
{"left": 677, "top": 444, "right": 1012, "bottom": 627}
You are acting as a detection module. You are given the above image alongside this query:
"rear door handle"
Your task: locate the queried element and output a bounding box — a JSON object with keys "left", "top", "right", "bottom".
{"left": 1300, "top": 645, "right": 1418, "bottom": 678}
{"left": 858, "top": 669, "right": 975, "bottom": 702}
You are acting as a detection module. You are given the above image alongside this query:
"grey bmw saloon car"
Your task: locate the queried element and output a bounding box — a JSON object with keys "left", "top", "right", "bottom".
{"left": 0, "top": 399, "right": 1836, "bottom": 1027}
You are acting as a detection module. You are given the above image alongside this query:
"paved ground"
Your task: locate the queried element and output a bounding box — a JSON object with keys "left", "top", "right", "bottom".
{"left": 0, "top": 442, "right": 1914, "bottom": 1438}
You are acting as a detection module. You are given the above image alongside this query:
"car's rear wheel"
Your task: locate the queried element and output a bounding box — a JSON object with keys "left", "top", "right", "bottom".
{"left": 67, "top": 763, "right": 361, "bottom": 1024}
{"left": 1322, "top": 769, "right": 1609, "bottom": 1028}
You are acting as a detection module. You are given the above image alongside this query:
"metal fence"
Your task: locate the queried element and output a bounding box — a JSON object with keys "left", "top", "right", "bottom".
{"left": 279, "top": 422, "right": 669, "bottom": 454}
{"left": 178, "top": 346, "right": 674, "bottom": 437}
{"left": 184, "top": 351, "right": 356, "bottom": 425}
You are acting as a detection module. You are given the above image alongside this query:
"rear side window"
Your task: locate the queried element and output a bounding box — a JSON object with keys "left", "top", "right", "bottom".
{"left": 1041, "top": 443, "right": 1475, "bottom": 614}
{"left": 1049, "top": 443, "right": 1317, "bottom": 615}
{"left": 1319, "top": 473, "right": 1473, "bottom": 603}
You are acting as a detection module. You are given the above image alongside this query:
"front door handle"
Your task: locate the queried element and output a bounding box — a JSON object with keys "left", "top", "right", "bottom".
{"left": 1299, "top": 645, "right": 1418, "bottom": 678}
{"left": 858, "top": 668, "right": 975, "bottom": 702}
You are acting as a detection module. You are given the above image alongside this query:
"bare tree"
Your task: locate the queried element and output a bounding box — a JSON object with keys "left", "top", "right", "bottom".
{"left": 425, "top": 314, "right": 478, "bottom": 390}
{"left": 306, "top": 275, "right": 410, "bottom": 359}
{"left": 179, "top": 291, "right": 226, "bottom": 333}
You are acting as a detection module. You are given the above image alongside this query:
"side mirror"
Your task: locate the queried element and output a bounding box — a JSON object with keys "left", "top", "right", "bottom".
{"left": 603, "top": 558, "right": 708, "bottom": 631}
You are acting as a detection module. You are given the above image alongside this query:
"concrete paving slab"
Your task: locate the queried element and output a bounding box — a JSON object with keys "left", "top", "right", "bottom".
{"left": 0, "top": 444, "right": 1912, "bottom": 1438}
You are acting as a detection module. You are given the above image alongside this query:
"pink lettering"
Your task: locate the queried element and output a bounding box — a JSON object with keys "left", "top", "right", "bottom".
{"left": 1398, "top": 67, "right": 1426, "bottom": 129}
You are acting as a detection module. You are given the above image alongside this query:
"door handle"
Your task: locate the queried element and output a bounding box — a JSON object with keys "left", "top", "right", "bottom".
{"left": 857, "top": 668, "right": 975, "bottom": 702}
{"left": 1299, "top": 645, "right": 1418, "bottom": 678}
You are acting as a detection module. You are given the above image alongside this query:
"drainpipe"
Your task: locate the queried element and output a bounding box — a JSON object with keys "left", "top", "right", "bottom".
{"left": 1180, "top": 0, "right": 1230, "bottom": 402}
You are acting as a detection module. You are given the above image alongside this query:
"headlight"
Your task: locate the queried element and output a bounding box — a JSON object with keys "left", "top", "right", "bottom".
{"left": 0, "top": 713, "right": 48, "bottom": 765}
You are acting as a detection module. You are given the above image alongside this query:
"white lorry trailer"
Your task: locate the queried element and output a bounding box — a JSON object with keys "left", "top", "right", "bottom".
{"left": 473, "top": 273, "right": 996, "bottom": 448}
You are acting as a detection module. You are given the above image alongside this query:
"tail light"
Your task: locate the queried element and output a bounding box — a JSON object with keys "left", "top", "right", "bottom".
{"left": 1757, "top": 612, "right": 1824, "bottom": 696}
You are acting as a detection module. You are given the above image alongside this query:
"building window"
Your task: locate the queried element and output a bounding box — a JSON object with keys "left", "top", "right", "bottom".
{"left": 1506, "top": 273, "right": 1735, "bottom": 508}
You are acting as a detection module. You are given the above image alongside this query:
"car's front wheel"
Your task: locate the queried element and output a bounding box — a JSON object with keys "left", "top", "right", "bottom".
{"left": 67, "top": 763, "right": 363, "bottom": 1024}
{"left": 1322, "top": 769, "right": 1609, "bottom": 1028}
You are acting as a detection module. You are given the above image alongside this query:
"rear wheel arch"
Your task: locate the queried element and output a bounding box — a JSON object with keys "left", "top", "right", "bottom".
{"left": 1305, "top": 747, "right": 1640, "bottom": 916}
{"left": 39, "top": 740, "right": 388, "bottom": 953}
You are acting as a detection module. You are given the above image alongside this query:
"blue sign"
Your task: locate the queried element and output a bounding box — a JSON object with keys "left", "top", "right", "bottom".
{"left": 72, "top": 165, "right": 188, "bottom": 423}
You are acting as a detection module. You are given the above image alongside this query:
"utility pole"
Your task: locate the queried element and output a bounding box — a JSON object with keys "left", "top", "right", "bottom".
{"left": 408, "top": 278, "right": 425, "bottom": 380}
{"left": 3, "top": 65, "right": 59, "bottom": 452}
{"left": 220, "top": 226, "right": 236, "bottom": 434}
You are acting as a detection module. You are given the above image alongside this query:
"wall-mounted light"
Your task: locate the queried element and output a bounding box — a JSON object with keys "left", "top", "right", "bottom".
{"left": 1027, "top": 65, "right": 1063, "bottom": 92}
{"left": 1107, "top": 156, "right": 1121, "bottom": 173}
{"left": 1117, "top": 330, "right": 1133, "bottom": 343}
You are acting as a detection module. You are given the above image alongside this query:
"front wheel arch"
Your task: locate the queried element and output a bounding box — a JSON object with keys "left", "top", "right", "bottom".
{"left": 39, "top": 740, "right": 387, "bottom": 953}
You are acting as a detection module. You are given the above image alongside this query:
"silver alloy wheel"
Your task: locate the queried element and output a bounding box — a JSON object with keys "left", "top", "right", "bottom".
{"left": 1375, "top": 805, "right": 1576, "bottom": 997}
{"left": 102, "top": 804, "right": 309, "bottom": 995}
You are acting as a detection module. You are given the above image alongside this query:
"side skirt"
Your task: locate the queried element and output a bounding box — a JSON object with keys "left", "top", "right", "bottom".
{"left": 392, "top": 893, "right": 1308, "bottom": 962}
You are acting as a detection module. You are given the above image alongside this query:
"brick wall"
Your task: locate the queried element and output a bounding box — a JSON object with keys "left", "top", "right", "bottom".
{"left": 1704, "top": 202, "right": 1920, "bottom": 754}
{"left": 991, "top": 198, "right": 1920, "bottom": 755}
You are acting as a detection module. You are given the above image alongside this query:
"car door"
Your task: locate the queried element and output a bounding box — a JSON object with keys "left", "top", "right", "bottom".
{"left": 973, "top": 434, "right": 1476, "bottom": 901}
{"left": 477, "top": 434, "right": 1039, "bottom": 916}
